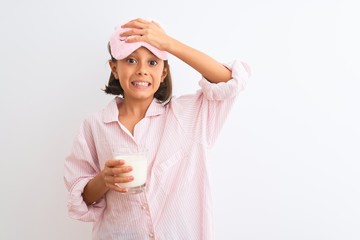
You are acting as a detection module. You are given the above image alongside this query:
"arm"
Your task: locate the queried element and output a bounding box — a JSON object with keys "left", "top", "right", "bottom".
{"left": 82, "top": 171, "right": 109, "bottom": 205}
{"left": 165, "top": 38, "right": 232, "bottom": 83}
{"left": 121, "top": 18, "right": 232, "bottom": 83}
{"left": 64, "top": 120, "right": 135, "bottom": 210}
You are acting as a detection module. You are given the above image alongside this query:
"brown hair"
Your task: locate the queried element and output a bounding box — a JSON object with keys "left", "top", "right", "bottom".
{"left": 103, "top": 43, "right": 173, "bottom": 104}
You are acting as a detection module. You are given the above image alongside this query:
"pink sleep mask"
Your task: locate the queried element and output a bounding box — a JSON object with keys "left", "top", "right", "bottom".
{"left": 109, "top": 24, "right": 169, "bottom": 60}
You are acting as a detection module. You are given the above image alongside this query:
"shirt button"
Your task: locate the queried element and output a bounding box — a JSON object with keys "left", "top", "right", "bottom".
{"left": 141, "top": 204, "right": 148, "bottom": 210}
{"left": 149, "top": 233, "right": 154, "bottom": 238}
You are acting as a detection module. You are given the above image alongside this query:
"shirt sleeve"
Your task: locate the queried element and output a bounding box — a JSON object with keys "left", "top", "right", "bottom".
{"left": 63, "top": 119, "right": 106, "bottom": 222}
{"left": 200, "top": 60, "right": 251, "bottom": 146}
{"left": 198, "top": 60, "right": 250, "bottom": 100}
{"left": 172, "top": 60, "right": 251, "bottom": 148}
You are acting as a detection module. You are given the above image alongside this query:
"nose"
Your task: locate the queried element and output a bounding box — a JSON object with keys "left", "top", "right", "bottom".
{"left": 136, "top": 62, "right": 148, "bottom": 76}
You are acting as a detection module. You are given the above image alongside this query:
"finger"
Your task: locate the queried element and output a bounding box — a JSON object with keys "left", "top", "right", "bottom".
{"left": 113, "top": 175, "right": 134, "bottom": 183}
{"left": 122, "top": 19, "right": 148, "bottom": 30}
{"left": 105, "top": 166, "right": 132, "bottom": 179}
{"left": 106, "top": 184, "right": 129, "bottom": 193}
{"left": 105, "top": 175, "right": 134, "bottom": 184}
{"left": 105, "top": 159, "right": 124, "bottom": 167}
{"left": 115, "top": 186, "right": 129, "bottom": 193}
{"left": 111, "top": 165, "right": 133, "bottom": 175}
{"left": 120, "top": 28, "right": 144, "bottom": 37}
{"left": 122, "top": 25, "right": 153, "bottom": 37}
{"left": 124, "top": 35, "right": 144, "bottom": 44}
{"left": 132, "top": 18, "right": 149, "bottom": 24}
{"left": 151, "top": 20, "right": 161, "bottom": 28}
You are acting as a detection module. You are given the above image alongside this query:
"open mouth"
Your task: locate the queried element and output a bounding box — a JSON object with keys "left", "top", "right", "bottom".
{"left": 131, "top": 81, "right": 151, "bottom": 87}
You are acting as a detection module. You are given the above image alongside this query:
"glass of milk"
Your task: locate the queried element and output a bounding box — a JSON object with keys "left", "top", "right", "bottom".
{"left": 112, "top": 147, "right": 148, "bottom": 194}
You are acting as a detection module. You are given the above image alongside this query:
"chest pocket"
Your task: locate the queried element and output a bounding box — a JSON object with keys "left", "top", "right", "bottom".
{"left": 151, "top": 147, "right": 191, "bottom": 195}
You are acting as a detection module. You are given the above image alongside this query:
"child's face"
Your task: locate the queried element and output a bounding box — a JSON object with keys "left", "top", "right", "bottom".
{"left": 110, "top": 47, "right": 167, "bottom": 102}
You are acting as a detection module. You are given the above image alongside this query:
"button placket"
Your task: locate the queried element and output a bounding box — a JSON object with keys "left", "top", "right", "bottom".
{"left": 139, "top": 192, "right": 155, "bottom": 239}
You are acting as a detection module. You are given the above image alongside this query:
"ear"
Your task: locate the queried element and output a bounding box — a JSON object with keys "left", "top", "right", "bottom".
{"left": 109, "top": 61, "right": 118, "bottom": 79}
{"left": 161, "top": 66, "right": 168, "bottom": 82}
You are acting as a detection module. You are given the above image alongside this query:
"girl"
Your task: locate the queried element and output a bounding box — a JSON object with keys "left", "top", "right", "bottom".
{"left": 64, "top": 18, "right": 250, "bottom": 240}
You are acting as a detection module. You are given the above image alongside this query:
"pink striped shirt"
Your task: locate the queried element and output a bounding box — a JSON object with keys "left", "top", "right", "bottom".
{"left": 64, "top": 60, "right": 249, "bottom": 240}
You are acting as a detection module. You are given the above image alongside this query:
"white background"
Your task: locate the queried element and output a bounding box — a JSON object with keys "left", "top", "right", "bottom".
{"left": 1, "top": 0, "right": 359, "bottom": 239}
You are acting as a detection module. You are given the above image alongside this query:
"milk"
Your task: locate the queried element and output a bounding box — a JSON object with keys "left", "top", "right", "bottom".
{"left": 114, "top": 153, "right": 147, "bottom": 189}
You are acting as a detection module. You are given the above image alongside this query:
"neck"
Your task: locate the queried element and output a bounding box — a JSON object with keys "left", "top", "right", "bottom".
{"left": 119, "top": 97, "right": 153, "bottom": 118}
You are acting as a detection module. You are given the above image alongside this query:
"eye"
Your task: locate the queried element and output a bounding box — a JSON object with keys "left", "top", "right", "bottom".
{"left": 126, "top": 58, "right": 137, "bottom": 64}
{"left": 149, "top": 60, "right": 158, "bottom": 66}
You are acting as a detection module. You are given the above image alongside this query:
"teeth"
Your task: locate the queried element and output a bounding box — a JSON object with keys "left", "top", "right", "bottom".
{"left": 133, "top": 81, "right": 149, "bottom": 86}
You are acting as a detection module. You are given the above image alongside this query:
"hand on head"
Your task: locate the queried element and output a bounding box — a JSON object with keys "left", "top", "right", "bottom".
{"left": 120, "top": 18, "right": 171, "bottom": 51}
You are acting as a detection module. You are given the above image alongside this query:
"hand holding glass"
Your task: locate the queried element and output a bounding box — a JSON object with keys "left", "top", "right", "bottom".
{"left": 112, "top": 147, "right": 148, "bottom": 194}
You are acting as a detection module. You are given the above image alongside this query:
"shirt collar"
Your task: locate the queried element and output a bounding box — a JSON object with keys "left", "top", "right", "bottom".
{"left": 102, "top": 97, "right": 166, "bottom": 123}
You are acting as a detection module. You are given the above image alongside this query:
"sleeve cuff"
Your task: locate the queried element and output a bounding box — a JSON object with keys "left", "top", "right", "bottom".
{"left": 198, "top": 60, "right": 250, "bottom": 100}
{"left": 67, "top": 178, "right": 106, "bottom": 222}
